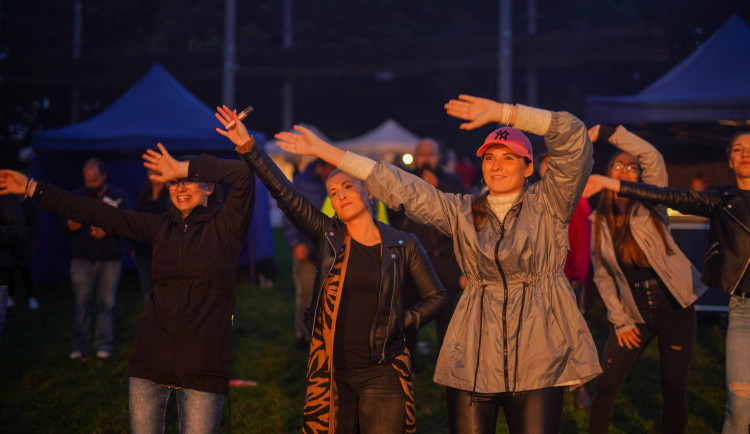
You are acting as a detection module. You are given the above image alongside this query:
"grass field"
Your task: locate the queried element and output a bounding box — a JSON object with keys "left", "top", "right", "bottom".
{"left": 0, "top": 230, "right": 728, "bottom": 433}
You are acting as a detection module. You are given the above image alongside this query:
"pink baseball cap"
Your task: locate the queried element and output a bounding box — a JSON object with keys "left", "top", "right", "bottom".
{"left": 475, "top": 126, "right": 533, "bottom": 160}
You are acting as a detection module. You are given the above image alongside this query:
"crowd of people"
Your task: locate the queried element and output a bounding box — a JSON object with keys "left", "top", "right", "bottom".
{"left": 0, "top": 94, "right": 748, "bottom": 434}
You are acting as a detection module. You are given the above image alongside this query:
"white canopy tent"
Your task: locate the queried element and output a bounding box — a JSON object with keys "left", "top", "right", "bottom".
{"left": 334, "top": 119, "right": 421, "bottom": 162}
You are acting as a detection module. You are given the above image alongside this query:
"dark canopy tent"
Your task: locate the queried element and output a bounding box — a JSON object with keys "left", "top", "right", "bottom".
{"left": 32, "top": 64, "right": 273, "bottom": 282}
{"left": 585, "top": 15, "right": 750, "bottom": 125}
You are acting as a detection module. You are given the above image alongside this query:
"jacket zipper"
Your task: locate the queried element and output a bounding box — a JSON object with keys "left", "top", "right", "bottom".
{"left": 379, "top": 258, "right": 397, "bottom": 364}
{"left": 493, "top": 226, "right": 511, "bottom": 391}
{"left": 310, "top": 232, "right": 338, "bottom": 340}
{"left": 722, "top": 205, "right": 750, "bottom": 295}
{"left": 167, "top": 222, "right": 188, "bottom": 383}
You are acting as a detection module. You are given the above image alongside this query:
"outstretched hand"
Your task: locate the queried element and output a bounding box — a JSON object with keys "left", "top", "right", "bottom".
{"left": 444, "top": 94, "right": 509, "bottom": 130}
{"left": 215, "top": 105, "right": 255, "bottom": 153}
{"left": 142, "top": 143, "right": 187, "bottom": 182}
{"left": 582, "top": 174, "right": 620, "bottom": 198}
{"left": 0, "top": 169, "right": 28, "bottom": 195}
{"left": 274, "top": 125, "right": 330, "bottom": 156}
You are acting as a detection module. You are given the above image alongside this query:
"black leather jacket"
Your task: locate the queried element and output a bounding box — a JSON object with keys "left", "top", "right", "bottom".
{"left": 619, "top": 181, "right": 750, "bottom": 295}
{"left": 240, "top": 143, "right": 446, "bottom": 363}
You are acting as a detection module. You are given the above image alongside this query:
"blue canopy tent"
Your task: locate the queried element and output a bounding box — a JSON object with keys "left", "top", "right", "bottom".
{"left": 585, "top": 15, "right": 750, "bottom": 125}
{"left": 32, "top": 64, "right": 273, "bottom": 282}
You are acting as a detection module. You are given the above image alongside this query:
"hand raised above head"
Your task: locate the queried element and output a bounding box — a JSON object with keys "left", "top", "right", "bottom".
{"left": 215, "top": 105, "right": 254, "bottom": 151}
{"left": 274, "top": 125, "right": 329, "bottom": 156}
{"left": 444, "top": 94, "right": 512, "bottom": 130}
{"left": 142, "top": 143, "right": 187, "bottom": 182}
{"left": 582, "top": 174, "right": 620, "bottom": 198}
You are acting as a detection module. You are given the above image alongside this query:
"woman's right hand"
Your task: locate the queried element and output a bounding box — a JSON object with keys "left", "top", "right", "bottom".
{"left": 142, "top": 143, "right": 188, "bottom": 182}
{"left": 588, "top": 125, "right": 601, "bottom": 143}
{"left": 275, "top": 125, "right": 331, "bottom": 156}
{"left": 215, "top": 105, "right": 255, "bottom": 152}
{"left": 616, "top": 327, "right": 641, "bottom": 349}
{"left": 582, "top": 174, "right": 620, "bottom": 198}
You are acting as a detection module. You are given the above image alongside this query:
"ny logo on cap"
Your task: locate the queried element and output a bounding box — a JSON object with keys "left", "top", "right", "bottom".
{"left": 495, "top": 130, "right": 509, "bottom": 141}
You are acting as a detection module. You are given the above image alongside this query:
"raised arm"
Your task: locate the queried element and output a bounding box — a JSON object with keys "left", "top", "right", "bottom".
{"left": 402, "top": 235, "right": 447, "bottom": 331}
{"left": 215, "top": 106, "right": 330, "bottom": 243}
{"left": 1, "top": 169, "right": 160, "bottom": 245}
{"left": 271, "top": 119, "right": 467, "bottom": 237}
{"left": 533, "top": 110, "right": 594, "bottom": 222}
{"left": 592, "top": 125, "right": 667, "bottom": 187}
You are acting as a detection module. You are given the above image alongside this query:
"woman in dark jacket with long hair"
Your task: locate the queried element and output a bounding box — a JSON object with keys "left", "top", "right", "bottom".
{"left": 1, "top": 144, "right": 254, "bottom": 434}
{"left": 216, "top": 107, "right": 446, "bottom": 434}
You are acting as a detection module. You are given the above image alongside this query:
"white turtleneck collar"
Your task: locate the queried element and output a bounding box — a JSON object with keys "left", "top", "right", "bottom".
{"left": 487, "top": 192, "right": 520, "bottom": 223}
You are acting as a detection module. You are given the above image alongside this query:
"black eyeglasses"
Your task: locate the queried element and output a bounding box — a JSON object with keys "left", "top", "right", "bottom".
{"left": 612, "top": 162, "right": 640, "bottom": 172}
{"left": 166, "top": 178, "right": 199, "bottom": 189}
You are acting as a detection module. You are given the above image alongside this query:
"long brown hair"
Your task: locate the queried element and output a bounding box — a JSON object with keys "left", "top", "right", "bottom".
{"left": 593, "top": 152, "right": 673, "bottom": 266}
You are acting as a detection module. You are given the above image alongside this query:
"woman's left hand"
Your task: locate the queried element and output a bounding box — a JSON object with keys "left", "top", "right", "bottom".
{"left": 0, "top": 169, "right": 28, "bottom": 195}
{"left": 582, "top": 174, "right": 620, "bottom": 198}
{"left": 142, "top": 143, "right": 187, "bottom": 182}
{"left": 275, "top": 125, "right": 330, "bottom": 156}
{"left": 215, "top": 105, "right": 255, "bottom": 153}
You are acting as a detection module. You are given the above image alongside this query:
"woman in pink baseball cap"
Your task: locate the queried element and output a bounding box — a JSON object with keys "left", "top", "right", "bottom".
{"left": 273, "top": 95, "right": 600, "bottom": 434}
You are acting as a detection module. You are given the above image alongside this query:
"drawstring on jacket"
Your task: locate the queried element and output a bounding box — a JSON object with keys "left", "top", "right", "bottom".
{"left": 470, "top": 284, "right": 487, "bottom": 406}
{"left": 513, "top": 282, "right": 528, "bottom": 393}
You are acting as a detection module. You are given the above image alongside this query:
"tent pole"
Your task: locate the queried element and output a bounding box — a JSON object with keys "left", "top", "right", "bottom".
{"left": 281, "top": 0, "right": 294, "bottom": 130}
{"left": 498, "top": 0, "right": 513, "bottom": 102}
{"left": 222, "top": 0, "right": 237, "bottom": 108}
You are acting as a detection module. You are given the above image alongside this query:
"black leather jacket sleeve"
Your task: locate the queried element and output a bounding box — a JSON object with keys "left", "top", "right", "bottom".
{"left": 239, "top": 142, "right": 330, "bottom": 244}
{"left": 619, "top": 180, "right": 721, "bottom": 218}
{"left": 402, "top": 235, "right": 447, "bottom": 331}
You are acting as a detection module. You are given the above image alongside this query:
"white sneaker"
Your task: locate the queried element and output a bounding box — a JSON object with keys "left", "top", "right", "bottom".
{"left": 96, "top": 350, "right": 112, "bottom": 359}
{"left": 28, "top": 297, "right": 39, "bottom": 310}
{"left": 7, "top": 297, "right": 15, "bottom": 308}
{"left": 69, "top": 351, "right": 85, "bottom": 361}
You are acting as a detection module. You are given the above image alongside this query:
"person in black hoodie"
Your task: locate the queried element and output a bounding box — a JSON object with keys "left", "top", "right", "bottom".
{"left": 216, "top": 106, "right": 446, "bottom": 434}
{"left": 0, "top": 143, "right": 254, "bottom": 434}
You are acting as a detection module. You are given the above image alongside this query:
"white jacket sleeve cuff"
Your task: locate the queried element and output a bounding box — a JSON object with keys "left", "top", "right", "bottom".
{"left": 514, "top": 104, "right": 552, "bottom": 137}
{"left": 339, "top": 151, "right": 377, "bottom": 181}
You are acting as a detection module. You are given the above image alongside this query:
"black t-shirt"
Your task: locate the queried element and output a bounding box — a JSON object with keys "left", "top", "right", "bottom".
{"left": 333, "top": 239, "right": 382, "bottom": 369}
{"left": 737, "top": 189, "right": 750, "bottom": 295}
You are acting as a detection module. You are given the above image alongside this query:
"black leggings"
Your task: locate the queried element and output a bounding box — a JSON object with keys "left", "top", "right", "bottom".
{"left": 446, "top": 386, "right": 564, "bottom": 434}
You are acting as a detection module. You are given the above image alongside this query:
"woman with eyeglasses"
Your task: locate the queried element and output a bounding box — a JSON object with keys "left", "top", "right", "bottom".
{"left": 0, "top": 144, "right": 254, "bottom": 433}
{"left": 582, "top": 125, "right": 707, "bottom": 434}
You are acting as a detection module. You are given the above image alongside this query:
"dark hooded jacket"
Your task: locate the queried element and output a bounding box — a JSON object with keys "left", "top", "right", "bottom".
{"left": 32, "top": 154, "right": 254, "bottom": 394}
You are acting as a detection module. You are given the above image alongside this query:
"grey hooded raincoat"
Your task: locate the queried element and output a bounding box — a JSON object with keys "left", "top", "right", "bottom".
{"left": 339, "top": 107, "right": 602, "bottom": 393}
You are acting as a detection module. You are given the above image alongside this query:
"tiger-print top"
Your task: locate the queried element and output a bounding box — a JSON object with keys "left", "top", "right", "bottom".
{"left": 302, "top": 237, "right": 416, "bottom": 433}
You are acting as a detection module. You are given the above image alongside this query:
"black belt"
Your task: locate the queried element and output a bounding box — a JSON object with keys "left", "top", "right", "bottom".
{"left": 632, "top": 279, "right": 660, "bottom": 289}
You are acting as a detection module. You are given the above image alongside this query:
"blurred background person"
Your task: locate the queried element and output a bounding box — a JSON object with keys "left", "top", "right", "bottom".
{"left": 66, "top": 159, "right": 131, "bottom": 361}
{"left": 3, "top": 190, "right": 38, "bottom": 310}
{"left": 281, "top": 158, "right": 335, "bottom": 350}
{"left": 537, "top": 151, "right": 593, "bottom": 408}
{"left": 130, "top": 170, "right": 169, "bottom": 304}
{"left": 390, "top": 138, "right": 467, "bottom": 358}
{"left": 0, "top": 195, "right": 25, "bottom": 347}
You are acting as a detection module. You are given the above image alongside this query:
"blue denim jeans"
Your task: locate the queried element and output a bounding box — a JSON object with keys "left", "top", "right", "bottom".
{"left": 723, "top": 294, "right": 750, "bottom": 433}
{"left": 70, "top": 259, "right": 121, "bottom": 353}
{"left": 129, "top": 377, "right": 225, "bottom": 434}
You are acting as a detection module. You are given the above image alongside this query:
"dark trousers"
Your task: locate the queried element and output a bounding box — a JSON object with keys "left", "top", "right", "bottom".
{"left": 589, "top": 282, "right": 697, "bottom": 434}
{"left": 334, "top": 363, "right": 406, "bottom": 434}
{"left": 446, "top": 386, "right": 564, "bottom": 434}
